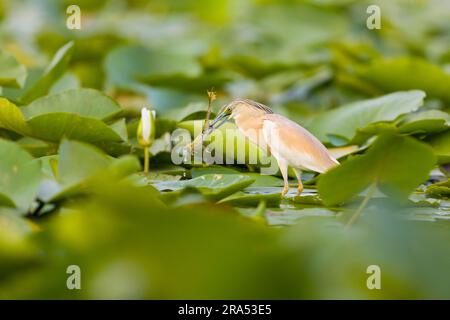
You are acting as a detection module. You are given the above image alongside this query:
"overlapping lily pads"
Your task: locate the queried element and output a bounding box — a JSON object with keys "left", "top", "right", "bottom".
{"left": 0, "top": 89, "right": 126, "bottom": 148}
{"left": 0, "top": 50, "right": 27, "bottom": 89}
{"left": 38, "top": 140, "right": 140, "bottom": 202}
{"left": 0, "top": 139, "right": 41, "bottom": 210}
{"left": 154, "top": 174, "right": 254, "bottom": 201}
{"left": 307, "top": 90, "right": 426, "bottom": 145}
{"left": 318, "top": 133, "right": 436, "bottom": 206}
{"left": 3, "top": 42, "right": 74, "bottom": 104}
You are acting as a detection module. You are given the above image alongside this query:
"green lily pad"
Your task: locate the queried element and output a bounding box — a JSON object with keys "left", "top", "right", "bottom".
{"left": 38, "top": 140, "right": 140, "bottom": 202}
{"left": 290, "top": 194, "right": 323, "bottom": 206}
{"left": 49, "top": 72, "right": 80, "bottom": 95}
{"left": 22, "top": 88, "right": 122, "bottom": 121}
{"left": 26, "top": 113, "right": 123, "bottom": 143}
{"left": 21, "top": 41, "right": 74, "bottom": 104}
{"left": 154, "top": 174, "right": 254, "bottom": 201}
{"left": 219, "top": 191, "right": 281, "bottom": 207}
{"left": 359, "top": 57, "right": 450, "bottom": 103}
{"left": 307, "top": 90, "right": 425, "bottom": 144}
{"left": 191, "top": 167, "right": 284, "bottom": 187}
{"left": 0, "top": 50, "right": 27, "bottom": 89}
{"left": 0, "top": 91, "right": 125, "bottom": 146}
{"left": 104, "top": 45, "right": 200, "bottom": 91}
{"left": 426, "top": 130, "right": 450, "bottom": 164}
{"left": 5, "top": 42, "right": 74, "bottom": 104}
{"left": 0, "top": 139, "right": 41, "bottom": 210}
{"left": 318, "top": 133, "right": 436, "bottom": 206}
{"left": 426, "top": 179, "right": 450, "bottom": 197}
{"left": 398, "top": 110, "right": 450, "bottom": 135}
{"left": 178, "top": 120, "right": 271, "bottom": 166}
{"left": 191, "top": 166, "right": 241, "bottom": 178}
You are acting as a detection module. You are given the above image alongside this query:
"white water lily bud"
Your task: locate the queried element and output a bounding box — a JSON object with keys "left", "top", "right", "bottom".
{"left": 137, "top": 107, "right": 155, "bottom": 147}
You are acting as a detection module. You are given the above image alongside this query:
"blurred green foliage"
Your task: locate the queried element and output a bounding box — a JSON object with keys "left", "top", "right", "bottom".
{"left": 0, "top": 0, "right": 450, "bottom": 299}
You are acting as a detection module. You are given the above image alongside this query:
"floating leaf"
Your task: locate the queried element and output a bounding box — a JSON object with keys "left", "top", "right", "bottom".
{"left": 219, "top": 190, "right": 281, "bottom": 207}
{"left": 17, "top": 41, "right": 74, "bottom": 104}
{"left": 0, "top": 139, "right": 41, "bottom": 210}
{"left": 178, "top": 120, "right": 271, "bottom": 165}
{"left": 0, "top": 91, "right": 125, "bottom": 146}
{"left": 308, "top": 91, "right": 425, "bottom": 144}
{"left": 0, "top": 98, "right": 29, "bottom": 135}
{"left": 0, "top": 50, "right": 27, "bottom": 88}
{"left": 426, "top": 179, "right": 450, "bottom": 198}
{"left": 318, "top": 133, "right": 436, "bottom": 206}
{"left": 265, "top": 207, "right": 336, "bottom": 226}
{"left": 154, "top": 174, "right": 254, "bottom": 201}
{"left": 398, "top": 110, "right": 449, "bottom": 135}
{"left": 359, "top": 57, "right": 450, "bottom": 103}
{"left": 22, "top": 88, "right": 122, "bottom": 121}
{"left": 426, "top": 130, "right": 450, "bottom": 164}
{"left": 191, "top": 167, "right": 284, "bottom": 187}
{"left": 104, "top": 45, "right": 201, "bottom": 90}
{"left": 38, "top": 140, "right": 140, "bottom": 202}
{"left": 26, "top": 113, "right": 123, "bottom": 144}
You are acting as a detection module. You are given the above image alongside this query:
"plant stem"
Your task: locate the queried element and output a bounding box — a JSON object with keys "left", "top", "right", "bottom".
{"left": 144, "top": 147, "right": 149, "bottom": 174}
{"left": 202, "top": 89, "right": 216, "bottom": 134}
{"left": 346, "top": 183, "right": 377, "bottom": 229}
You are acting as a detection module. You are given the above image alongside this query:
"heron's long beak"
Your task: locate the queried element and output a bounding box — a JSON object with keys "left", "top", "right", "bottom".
{"left": 205, "top": 111, "right": 230, "bottom": 135}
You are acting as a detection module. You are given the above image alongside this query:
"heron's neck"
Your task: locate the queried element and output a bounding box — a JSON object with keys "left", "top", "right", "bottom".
{"left": 233, "top": 112, "right": 265, "bottom": 134}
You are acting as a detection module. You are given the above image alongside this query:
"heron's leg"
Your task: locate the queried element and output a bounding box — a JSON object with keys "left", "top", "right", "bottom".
{"left": 293, "top": 168, "right": 303, "bottom": 196}
{"left": 276, "top": 157, "right": 289, "bottom": 197}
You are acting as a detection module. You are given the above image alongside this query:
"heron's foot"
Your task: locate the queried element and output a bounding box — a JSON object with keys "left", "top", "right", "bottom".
{"left": 281, "top": 185, "right": 289, "bottom": 197}
{"left": 296, "top": 184, "right": 304, "bottom": 196}
{"left": 296, "top": 182, "right": 304, "bottom": 196}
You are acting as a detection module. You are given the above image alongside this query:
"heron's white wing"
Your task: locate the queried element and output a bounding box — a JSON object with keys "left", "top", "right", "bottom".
{"left": 262, "top": 114, "right": 338, "bottom": 173}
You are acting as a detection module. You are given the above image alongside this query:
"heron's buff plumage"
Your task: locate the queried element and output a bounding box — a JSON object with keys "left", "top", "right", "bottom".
{"left": 232, "top": 103, "right": 269, "bottom": 151}
{"left": 263, "top": 114, "right": 338, "bottom": 173}
{"left": 219, "top": 98, "right": 338, "bottom": 196}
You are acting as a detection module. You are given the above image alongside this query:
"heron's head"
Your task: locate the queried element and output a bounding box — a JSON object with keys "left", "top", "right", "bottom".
{"left": 207, "top": 99, "right": 273, "bottom": 133}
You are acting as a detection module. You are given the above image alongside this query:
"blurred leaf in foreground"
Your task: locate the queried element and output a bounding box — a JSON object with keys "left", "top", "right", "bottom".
{"left": 38, "top": 140, "right": 140, "bottom": 202}
{"left": 426, "top": 130, "right": 450, "bottom": 164}
{"left": 3, "top": 42, "right": 74, "bottom": 104}
{"left": 359, "top": 57, "right": 450, "bottom": 103}
{"left": 0, "top": 50, "right": 27, "bottom": 89}
{"left": 8, "top": 184, "right": 299, "bottom": 299}
{"left": 398, "top": 110, "right": 449, "bottom": 135}
{"left": 0, "top": 139, "right": 41, "bottom": 211}
{"left": 307, "top": 91, "right": 425, "bottom": 145}
{"left": 318, "top": 133, "right": 436, "bottom": 206}
{"left": 154, "top": 174, "right": 254, "bottom": 201}
{"left": 0, "top": 90, "right": 125, "bottom": 147}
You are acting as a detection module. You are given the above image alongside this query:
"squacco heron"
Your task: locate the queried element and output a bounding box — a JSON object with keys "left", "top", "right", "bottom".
{"left": 206, "top": 99, "right": 339, "bottom": 197}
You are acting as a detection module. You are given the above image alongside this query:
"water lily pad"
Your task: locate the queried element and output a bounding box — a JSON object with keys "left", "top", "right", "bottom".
{"left": 359, "top": 57, "right": 450, "bottom": 103}
{"left": 308, "top": 90, "right": 425, "bottom": 144}
{"left": 0, "top": 139, "right": 41, "bottom": 210}
{"left": 426, "top": 130, "right": 450, "bottom": 164}
{"left": 318, "top": 133, "right": 436, "bottom": 206}
{"left": 38, "top": 140, "right": 140, "bottom": 202}
{"left": 13, "top": 42, "right": 74, "bottom": 104}
{"left": 265, "top": 207, "right": 337, "bottom": 226}
{"left": 22, "top": 88, "right": 122, "bottom": 121}
{"left": 426, "top": 179, "right": 450, "bottom": 198}
{"left": 398, "top": 110, "right": 449, "bottom": 135}
{"left": 104, "top": 45, "right": 201, "bottom": 90}
{"left": 0, "top": 91, "right": 125, "bottom": 146}
{"left": 0, "top": 50, "right": 27, "bottom": 89}
{"left": 153, "top": 174, "right": 254, "bottom": 201}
